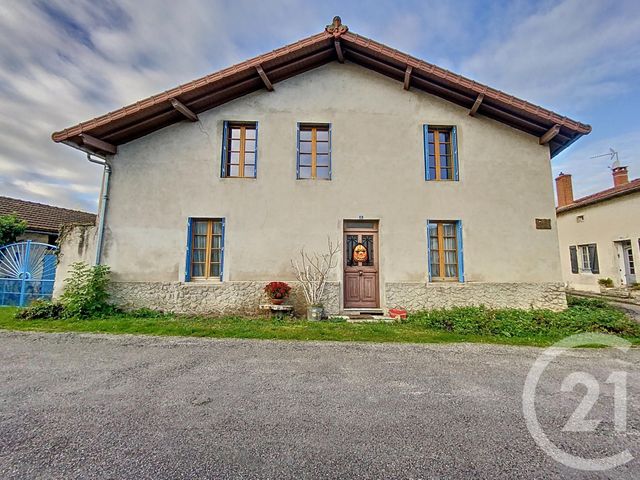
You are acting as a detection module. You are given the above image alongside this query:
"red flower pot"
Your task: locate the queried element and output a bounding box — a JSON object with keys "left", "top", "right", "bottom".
{"left": 271, "top": 298, "right": 285, "bottom": 305}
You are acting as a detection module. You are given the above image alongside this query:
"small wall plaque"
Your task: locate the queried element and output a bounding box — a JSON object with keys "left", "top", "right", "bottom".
{"left": 535, "top": 218, "right": 552, "bottom": 230}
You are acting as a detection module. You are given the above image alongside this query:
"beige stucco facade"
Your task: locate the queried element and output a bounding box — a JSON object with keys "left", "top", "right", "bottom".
{"left": 55, "top": 62, "right": 566, "bottom": 313}
{"left": 557, "top": 192, "right": 640, "bottom": 292}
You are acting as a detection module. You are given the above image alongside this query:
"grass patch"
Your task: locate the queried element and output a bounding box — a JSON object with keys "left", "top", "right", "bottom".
{"left": 1, "top": 295, "right": 638, "bottom": 347}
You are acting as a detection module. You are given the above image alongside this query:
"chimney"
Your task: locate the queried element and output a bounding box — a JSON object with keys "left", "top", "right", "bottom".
{"left": 555, "top": 172, "right": 574, "bottom": 207}
{"left": 612, "top": 166, "right": 629, "bottom": 187}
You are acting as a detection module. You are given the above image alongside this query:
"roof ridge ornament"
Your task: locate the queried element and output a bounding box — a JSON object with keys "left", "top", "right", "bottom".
{"left": 326, "top": 16, "right": 348, "bottom": 37}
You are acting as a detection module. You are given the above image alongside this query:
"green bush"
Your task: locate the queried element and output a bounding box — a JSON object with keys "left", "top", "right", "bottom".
{"left": 407, "top": 302, "right": 640, "bottom": 339}
{"left": 598, "top": 277, "right": 614, "bottom": 287}
{"left": 15, "top": 300, "right": 63, "bottom": 320}
{"left": 59, "top": 262, "right": 113, "bottom": 318}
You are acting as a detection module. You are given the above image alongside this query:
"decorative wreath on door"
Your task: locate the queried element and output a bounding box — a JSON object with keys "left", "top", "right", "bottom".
{"left": 352, "top": 243, "right": 368, "bottom": 263}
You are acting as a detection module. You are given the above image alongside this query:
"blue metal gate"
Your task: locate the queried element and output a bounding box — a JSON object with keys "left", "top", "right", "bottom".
{"left": 0, "top": 241, "right": 58, "bottom": 307}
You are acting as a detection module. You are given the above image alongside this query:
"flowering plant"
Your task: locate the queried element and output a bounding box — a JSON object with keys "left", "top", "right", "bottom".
{"left": 264, "top": 281, "right": 291, "bottom": 299}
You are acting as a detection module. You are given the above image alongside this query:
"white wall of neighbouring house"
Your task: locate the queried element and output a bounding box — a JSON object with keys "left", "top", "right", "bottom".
{"left": 557, "top": 193, "right": 640, "bottom": 291}
{"left": 59, "top": 62, "right": 565, "bottom": 311}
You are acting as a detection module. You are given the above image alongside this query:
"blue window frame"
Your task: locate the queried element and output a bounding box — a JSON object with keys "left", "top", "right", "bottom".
{"left": 296, "top": 123, "right": 332, "bottom": 180}
{"left": 427, "top": 220, "right": 464, "bottom": 282}
{"left": 185, "top": 217, "right": 225, "bottom": 281}
{"left": 221, "top": 121, "right": 258, "bottom": 178}
{"left": 423, "top": 125, "right": 459, "bottom": 181}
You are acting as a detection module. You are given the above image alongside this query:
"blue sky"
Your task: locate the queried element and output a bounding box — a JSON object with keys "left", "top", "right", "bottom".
{"left": 0, "top": 0, "right": 639, "bottom": 212}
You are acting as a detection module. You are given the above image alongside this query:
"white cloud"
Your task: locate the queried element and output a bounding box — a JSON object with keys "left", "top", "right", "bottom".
{"left": 460, "top": 0, "right": 640, "bottom": 114}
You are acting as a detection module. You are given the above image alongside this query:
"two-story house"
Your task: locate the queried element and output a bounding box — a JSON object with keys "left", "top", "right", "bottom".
{"left": 51, "top": 17, "right": 590, "bottom": 315}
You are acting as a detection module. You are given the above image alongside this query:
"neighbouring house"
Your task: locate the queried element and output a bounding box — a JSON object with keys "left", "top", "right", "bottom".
{"left": 0, "top": 196, "right": 96, "bottom": 245}
{"left": 556, "top": 165, "right": 639, "bottom": 292}
{"left": 50, "top": 17, "right": 591, "bottom": 315}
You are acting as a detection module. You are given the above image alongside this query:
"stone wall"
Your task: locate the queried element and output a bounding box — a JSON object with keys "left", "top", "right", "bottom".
{"left": 108, "top": 281, "right": 341, "bottom": 316}
{"left": 106, "top": 280, "right": 567, "bottom": 315}
{"left": 385, "top": 282, "right": 567, "bottom": 312}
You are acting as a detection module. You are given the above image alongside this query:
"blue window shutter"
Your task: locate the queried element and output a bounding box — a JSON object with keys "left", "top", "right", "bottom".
{"left": 423, "top": 124, "right": 430, "bottom": 181}
{"left": 221, "top": 121, "right": 229, "bottom": 178}
{"left": 253, "top": 122, "right": 259, "bottom": 178}
{"left": 426, "top": 221, "right": 432, "bottom": 282}
{"left": 185, "top": 218, "right": 193, "bottom": 281}
{"left": 220, "top": 218, "right": 226, "bottom": 281}
{"left": 452, "top": 126, "right": 459, "bottom": 181}
{"left": 457, "top": 220, "right": 464, "bottom": 282}
{"left": 328, "top": 123, "right": 332, "bottom": 180}
{"left": 296, "top": 123, "right": 301, "bottom": 179}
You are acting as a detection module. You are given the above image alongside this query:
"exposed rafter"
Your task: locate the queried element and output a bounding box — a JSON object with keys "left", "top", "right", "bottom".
{"left": 256, "top": 65, "right": 274, "bottom": 91}
{"left": 469, "top": 93, "right": 484, "bottom": 117}
{"left": 539, "top": 124, "right": 561, "bottom": 145}
{"left": 79, "top": 134, "right": 117, "bottom": 154}
{"left": 403, "top": 65, "right": 412, "bottom": 90}
{"left": 334, "top": 39, "right": 344, "bottom": 63}
{"left": 170, "top": 98, "right": 198, "bottom": 122}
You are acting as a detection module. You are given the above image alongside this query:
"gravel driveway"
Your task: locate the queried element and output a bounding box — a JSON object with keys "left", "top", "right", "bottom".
{"left": 0, "top": 331, "right": 638, "bottom": 479}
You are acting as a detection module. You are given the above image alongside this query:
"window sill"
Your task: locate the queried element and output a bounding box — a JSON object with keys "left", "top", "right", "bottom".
{"left": 430, "top": 278, "right": 462, "bottom": 283}
{"left": 184, "top": 279, "right": 222, "bottom": 285}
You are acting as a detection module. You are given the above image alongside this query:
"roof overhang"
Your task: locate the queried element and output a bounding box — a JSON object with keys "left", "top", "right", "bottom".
{"left": 52, "top": 17, "right": 591, "bottom": 158}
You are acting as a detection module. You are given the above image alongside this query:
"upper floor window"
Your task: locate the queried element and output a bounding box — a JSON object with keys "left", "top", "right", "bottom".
{"left": 186, "top": 218, "right": 225, "bottom": 281}
{"left": 222, "top": 122, "right": 257, "bottom": 178}
{"left": 297, "top": 124, "right": 331, "bottom": 180}
{"left": 428, "top": 220, "right": 464, "bottom": 282}
{"left": 424, "top": 125, "right": 458, "bottom": 181}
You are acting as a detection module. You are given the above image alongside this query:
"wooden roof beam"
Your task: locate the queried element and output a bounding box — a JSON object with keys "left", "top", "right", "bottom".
{"left": 79, "top": 133, "right": 117, "bottom": 154}
{"left": 334, "top": 39, "right": 344, "bottom": 63}
{"left": 469, "top": 93, "right": 484, "bottom": 116}
{"left": 403, "top": 65, "right": 412, "bottom": 90}
{"left": 540, "top": 124, "right": 561, "bottom": 145}
{"left": 170, "top": 98, "right": 198, "bottom": 122}
{"left": 256, "top": 65, "right": 274, "bottom": 91}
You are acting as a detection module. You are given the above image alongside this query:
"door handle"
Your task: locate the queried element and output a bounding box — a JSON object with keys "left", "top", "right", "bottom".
{"left": 359, "top": 270, "right": 363, "bottom": 276}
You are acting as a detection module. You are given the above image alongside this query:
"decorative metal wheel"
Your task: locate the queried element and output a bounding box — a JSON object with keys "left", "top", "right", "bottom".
{"left": 0, "top": 241, "right": 58, "bottom": 306}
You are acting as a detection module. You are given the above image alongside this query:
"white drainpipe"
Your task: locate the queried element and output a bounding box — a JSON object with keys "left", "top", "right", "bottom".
{"left": 87, "top": 154, "right": 111, "bottom": 265}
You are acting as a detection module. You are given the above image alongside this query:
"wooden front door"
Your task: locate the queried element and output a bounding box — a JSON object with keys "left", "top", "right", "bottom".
{"left": 343, "top": 222, "right": 379, "bottom": 309}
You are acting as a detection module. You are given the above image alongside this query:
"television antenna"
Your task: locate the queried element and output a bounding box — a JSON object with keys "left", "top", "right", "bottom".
{"left": 590, "top": 148, "right": 620, "bottom": 169}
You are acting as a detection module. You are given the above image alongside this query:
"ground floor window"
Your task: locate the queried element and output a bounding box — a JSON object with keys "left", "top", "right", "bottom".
{"left": 569, "top": 243, "right": 599, "bottom": 274}
{"left": 187, "top": 218, "right": 224, "bottom": 281}
{"left": 428, "top": 220, "right": 463, "bottom": 281}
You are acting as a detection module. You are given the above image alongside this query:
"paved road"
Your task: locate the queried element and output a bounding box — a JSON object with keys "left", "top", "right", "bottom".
{"left": 0, "top": 331, "right": 638, "bottom": 479}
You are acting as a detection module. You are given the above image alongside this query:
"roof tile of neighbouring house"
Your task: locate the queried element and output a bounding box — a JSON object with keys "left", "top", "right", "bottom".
{"left": 51, "top": 17, "right": 591, "bottom": 158}
{"left": 556, "top": 178, "right": 640, "bottom": 214}
{"left": 0, "top": 196, "right": 96, "bottom": 234}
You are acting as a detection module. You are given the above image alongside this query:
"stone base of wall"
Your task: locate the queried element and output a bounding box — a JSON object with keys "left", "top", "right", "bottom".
{"left": 108, "top": 281, "right": 340, "bottom": 316}
{"left": 385, "top": 282, "right": 567, "bottom": 312}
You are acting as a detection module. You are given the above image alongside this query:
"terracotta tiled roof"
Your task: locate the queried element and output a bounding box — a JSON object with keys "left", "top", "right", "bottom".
{"left": 52, "top": 17, "right": 590, "bottom": 158}
{"left": 556, "top": 178, "right": 640, "bottom": 214}
{"left": 0, "top": 196, "right": 96, "bottom": 234}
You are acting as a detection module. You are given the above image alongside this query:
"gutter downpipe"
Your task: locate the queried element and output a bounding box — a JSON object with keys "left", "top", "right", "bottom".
{"left": 87, "top": 154, "right": 111, "bottom": 265}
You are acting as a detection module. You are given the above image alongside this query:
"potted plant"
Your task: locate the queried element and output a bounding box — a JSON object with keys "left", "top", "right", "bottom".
{"left": 291, "top": 237, "right": 340, "bottom": 321}
{"left": 264, "top": 281, "right": 291, "bottom": 305}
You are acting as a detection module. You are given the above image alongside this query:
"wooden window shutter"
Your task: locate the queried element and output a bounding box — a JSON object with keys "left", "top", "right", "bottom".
{"left": 456, "top": 220, "right": 464, "bottom": 282}
{"left": 423, "top": 124, "right": 430, "bottom": 181}
{"left": 296, "top": 123, "right": 301, "bottom": 179}
{"left": 588, "top": 244, "right": 599, "bottom": 274}
{"left": 220, "top": 121, "right": 229, "bottom": 178}
{"left": 185, "top": 218, "right": 194, "bottom": 281}
{"left": 219, "top": 218, "right": 226, "bottom": 281}
{"left": 452, "top": 126, "right": 459, "bottom": 181}
{"left": 426, "top": 221, "right": 432, "bottom": 281}
{"left": 569, "top": 246, "right": 579, "bottom": 274}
